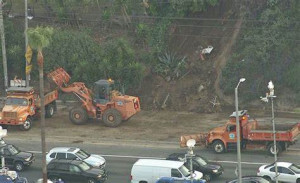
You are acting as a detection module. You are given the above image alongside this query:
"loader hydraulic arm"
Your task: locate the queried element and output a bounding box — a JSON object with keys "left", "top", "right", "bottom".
{"left": 47, "top": 68, "right": 96, "bottom": 113}
{"left": 59, "top": 82, "right": 95, "bottom": 110}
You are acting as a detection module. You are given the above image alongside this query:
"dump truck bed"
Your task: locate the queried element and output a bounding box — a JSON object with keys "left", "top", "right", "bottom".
{"left": 35, "top": 90, "right": 58, "bottom": 108}
{"left": 244, "top": 121, "right": 300, "bottom": 142}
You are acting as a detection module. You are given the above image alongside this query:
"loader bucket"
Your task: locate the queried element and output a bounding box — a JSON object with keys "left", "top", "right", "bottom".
{"left": 47, "top": 68, "right": 71, "bottom": 87}
{"left": 180, "top": 133, "right": 208, "bottom": 148}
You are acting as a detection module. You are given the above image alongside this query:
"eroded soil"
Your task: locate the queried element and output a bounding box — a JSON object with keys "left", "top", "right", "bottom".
{"left": 6, "top": 105, "right": 300, "bottom": 143}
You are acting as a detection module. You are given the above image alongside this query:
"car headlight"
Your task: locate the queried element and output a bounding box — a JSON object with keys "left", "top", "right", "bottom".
{"left": 97, "top": 175, "right": 102, "bottom": 179}
{"left": 212, "top": 169, "right": 218, "bottom": 173}
{"left": 25, "top": 157, "right": 31, "bottom": 161}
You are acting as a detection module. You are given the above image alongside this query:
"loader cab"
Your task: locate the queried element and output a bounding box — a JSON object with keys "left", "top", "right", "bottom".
{"left": 93, "top": 79, "right": 121, "bottom": 104}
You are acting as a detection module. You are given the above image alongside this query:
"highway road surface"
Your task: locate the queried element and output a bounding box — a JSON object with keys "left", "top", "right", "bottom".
{"left": 3, "top": 138, "right": 299, "bottom": 183}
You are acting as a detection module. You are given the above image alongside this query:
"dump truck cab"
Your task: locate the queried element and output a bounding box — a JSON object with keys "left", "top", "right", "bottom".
{"left": 0, "top": 80, "right": 58, "bottom": 131}
{"left": 206, "top": 110, "right": 249, "bottom": 153}
{"left": 0, "top": 87, "right": 37, "bottom": 130}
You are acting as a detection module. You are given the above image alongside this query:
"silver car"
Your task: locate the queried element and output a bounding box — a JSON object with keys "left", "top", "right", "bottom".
{"left": 46, "top": 147, "right": 106, "bottom": 168}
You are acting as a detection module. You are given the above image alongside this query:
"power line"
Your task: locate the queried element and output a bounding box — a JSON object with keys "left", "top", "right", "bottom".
{"left": 11, "top": 7, "right": 300, "bottom": 24}
{"left": 26, "top": 16, "right": 300, "bottom": 42}
{"left": 15, "top": 14, "right": 299, "bottom": 32}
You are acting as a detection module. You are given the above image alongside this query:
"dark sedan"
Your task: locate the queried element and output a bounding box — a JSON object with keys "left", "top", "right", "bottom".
{"left": 0, "top": 143, "right": 35, "bottom": 171}
{"left": 166, "top": 153, "right": 223, "bottom": 182}
{"left": 47, "top": 159, "right": 107, "bottom": 183}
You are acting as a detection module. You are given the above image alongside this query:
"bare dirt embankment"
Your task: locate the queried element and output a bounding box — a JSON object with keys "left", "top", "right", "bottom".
{"left": 5, "top": 104, "right": 300, "bottom": 144}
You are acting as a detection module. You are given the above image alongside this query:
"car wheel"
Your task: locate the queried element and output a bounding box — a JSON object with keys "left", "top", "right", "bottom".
{"left": 14, "top": 161, "right": 24, "bottom": 172}
{"left": 263, "top": 176, "right": 272, "bottom": 182}
{"left": 213, "top": 140, "right": 225, "bottom": 153}
{"left": 87, "top": 178, "right": 96, "bottom": 183}
{"left": 297, "top": 178, "right": 300, "bottom": 183}
{"left": 19, "top": 118, "right": 32, "bottom": 131}
{"left": 203, "top": 174, "right": 212, "bottom": 182}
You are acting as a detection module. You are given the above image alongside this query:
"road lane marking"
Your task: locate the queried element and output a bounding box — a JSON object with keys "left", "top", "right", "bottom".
{"left": 100, "top": 154, "right": 266, "bottom": 165}
{"left": 29, "top": 151, "right": 267, "bottom": 165}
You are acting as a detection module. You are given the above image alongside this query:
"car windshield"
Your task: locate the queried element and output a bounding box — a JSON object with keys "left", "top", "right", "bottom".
{"left": 6, "top": 98, "right": 28, "bottom": 106}
{"left": 290, "top": 164, "right": 300, "bottom": 174}
{"left": 194, "top": 156, "right": 207, "bottom": 166}
{"left": 8, "top": 145, "right": 20, "bottom": 155}
{"left": 75, "top": 149, "right": 90, "bottom": 159}
{"left": 179, "top": 165, "right": 190, "bottom": 177}
{"left": 78, "top": 161, "right": 91, "bottom": 171}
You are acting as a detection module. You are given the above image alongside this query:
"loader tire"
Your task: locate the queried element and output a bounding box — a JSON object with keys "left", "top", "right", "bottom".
{"left": 102, "top": 108, "right": 122, "bottom": 128}
{"left": 69, "top": 107, "right": 88, "bottom": 125}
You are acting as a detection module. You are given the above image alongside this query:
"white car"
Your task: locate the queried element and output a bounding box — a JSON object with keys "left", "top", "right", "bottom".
{"left": 257, "top": 162, "right": 300, "bottom": 183}
{"left": 46, "top": 147, "right": 106, "bottom": 168}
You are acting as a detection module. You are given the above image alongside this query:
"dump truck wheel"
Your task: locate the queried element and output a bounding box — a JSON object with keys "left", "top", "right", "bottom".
{"left": 19, "top": 118, "right": 32, "bottom": 131}
{"left": 102, "top": 108, "right": 122, "bottom": 127}
{"left": 213, "top": 140, "right": 225, "bottom": 153}
{"left": 267, "top": 143, "right": 282, "bottom": 156}
{"left": 45, "top": 104, "right": 55, "bottom": 118}
{"left": 69, "top": 107, "right": 88, "bottom": 125}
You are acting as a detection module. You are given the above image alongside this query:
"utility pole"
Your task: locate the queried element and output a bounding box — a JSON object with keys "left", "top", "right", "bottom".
{"left": 0, "top": 0, "right": 8, "bottom": 89}
{"left": 25, "top": 0, "right": 29, "bottom": 86}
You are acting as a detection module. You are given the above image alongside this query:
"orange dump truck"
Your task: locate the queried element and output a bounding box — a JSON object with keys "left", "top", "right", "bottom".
{"left": 180, "top": 110, "right": 300, "bottom": 155}
{"left": 0, "top": 84, "right": 58, "bottom": 131}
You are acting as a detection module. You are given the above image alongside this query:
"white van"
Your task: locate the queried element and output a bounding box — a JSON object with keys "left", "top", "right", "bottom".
{"left": 130, "top": 159, "right": 203, "bottom": 183}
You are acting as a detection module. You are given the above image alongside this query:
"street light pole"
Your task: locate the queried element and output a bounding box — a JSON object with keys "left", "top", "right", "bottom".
{"left": 235, "top": 78, "right": 245, "bottom": 183}
{"left": 186, "top": 139, "right": 196, "bottom": 183}
{"left": 0, "top": 0, "right": 8, "bottom": 89}
{"left": 0, "top": 126, "right": 7, "bottom": 168}
{"left": 268, "top": 81, "right": 278, "bottom": 183}
{"left": 270, "top": 95, "right": 278, "bottom": 183}
{"left": 260, "top": 81, "right": 278, "bottom": 183}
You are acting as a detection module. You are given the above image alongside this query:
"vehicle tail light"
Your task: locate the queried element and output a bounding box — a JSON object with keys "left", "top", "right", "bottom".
{"left": 130, "top": 175, "right": 132, "bottom": 180}
{"left": 257, "top": 168, "right": 260, "bottom": 173}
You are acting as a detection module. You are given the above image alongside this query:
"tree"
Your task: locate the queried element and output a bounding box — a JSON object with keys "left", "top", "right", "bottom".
{"left": 27, "top": 26, "right": 53, "bottom": 183}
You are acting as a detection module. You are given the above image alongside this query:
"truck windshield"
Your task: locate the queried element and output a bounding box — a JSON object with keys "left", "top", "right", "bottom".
{"left": 179, "top": 165, "right": 190, "bottom": 177}
{"left": 5, "top": 98, "right": 28, "bottom": 106}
